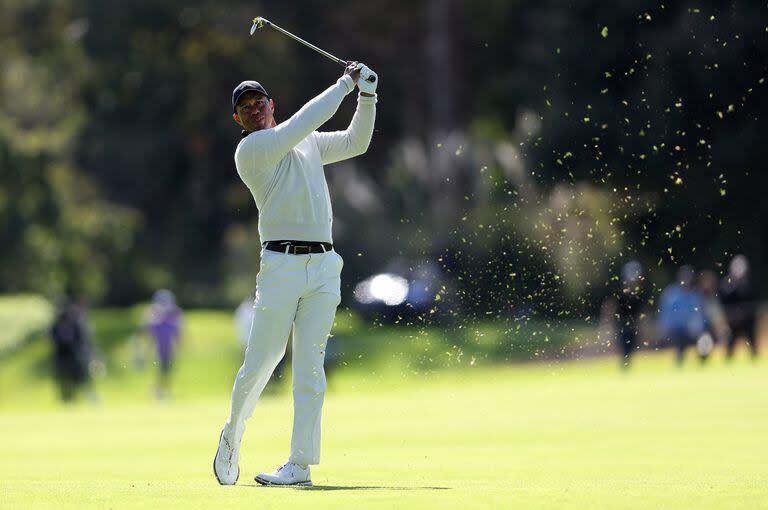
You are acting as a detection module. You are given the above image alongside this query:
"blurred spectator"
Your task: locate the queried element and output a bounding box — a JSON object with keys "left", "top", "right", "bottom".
{"left": 235, "top": 295, "right": 287, "bottom": 385}
{"left": 720, "top": 255, "right": 759, "bottom": 359}
{"left": 49, "top": 298, "right": 95, "bottom": 403}
{"left": 601, "top": 260, "right": 649, "bottom": 368}
{"left": 657, "top": 266, "right": 707, "bottom": 364}
{"left": 145, "top": 290, "right": 183, "bottom": 399}
{"left": 235, "top": 297, "right": 254, "bottom": 351}
{"left": 695, "top": 270, "right": 730, "bottom": 359}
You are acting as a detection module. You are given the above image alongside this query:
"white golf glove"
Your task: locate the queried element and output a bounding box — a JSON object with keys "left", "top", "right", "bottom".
{"left": 356, "top": 64, "right": 378, "bottom": 95}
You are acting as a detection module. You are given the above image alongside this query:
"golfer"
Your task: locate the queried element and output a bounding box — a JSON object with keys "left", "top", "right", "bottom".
{"left": 214, "top": 61, "right": 377, "bottom": 486}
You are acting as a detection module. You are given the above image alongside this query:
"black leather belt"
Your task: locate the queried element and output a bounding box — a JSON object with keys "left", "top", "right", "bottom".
{"left": 263, "top": 240, "right": 333, "bottom": 255}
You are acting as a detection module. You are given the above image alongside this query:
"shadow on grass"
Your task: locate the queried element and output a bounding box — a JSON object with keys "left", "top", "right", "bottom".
{"left": 301, "top": 485, "right": 451, "bottom": 491}
{"left": 242, "top": 484, "right": 450, "bottom": 491}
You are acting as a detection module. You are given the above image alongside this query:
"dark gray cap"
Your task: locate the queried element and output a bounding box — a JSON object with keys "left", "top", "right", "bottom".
{"left": 232, "top": 80, "right": 269, "bottom": 112}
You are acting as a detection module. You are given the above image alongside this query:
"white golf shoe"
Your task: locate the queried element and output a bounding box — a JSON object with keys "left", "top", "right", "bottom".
{"left": 255, "top": 461, "right": 312, "bottom": 486}
{"left": 213, "top": 430, "right": 240, "bottom": 485}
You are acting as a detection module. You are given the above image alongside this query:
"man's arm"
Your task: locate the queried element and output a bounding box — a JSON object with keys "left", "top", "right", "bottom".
{"left": 314, "top": 64, "right": 378, "bottom": 165}
{"left": 313, "top": 93, "right": 377, "bottom": 165}
{"left": 236, "top": 72, "right": 357, "bottom": 175}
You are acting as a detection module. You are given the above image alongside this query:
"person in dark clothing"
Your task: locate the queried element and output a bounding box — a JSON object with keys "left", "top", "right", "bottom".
{"left": 50, "top": 299, "right": 93, "bottom": 402}
{"left": 603, "top": 260, "right": 649, "bottom": 368}
{"left": 720, "top": 255, "right": 759, "bottom": 359}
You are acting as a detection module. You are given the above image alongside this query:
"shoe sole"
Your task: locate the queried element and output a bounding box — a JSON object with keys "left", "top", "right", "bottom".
{"left": 213, "top": 429, "right": 240, "bottom": 486}
{"left": 255, "top": 476, "right": 312, "bottom": 487}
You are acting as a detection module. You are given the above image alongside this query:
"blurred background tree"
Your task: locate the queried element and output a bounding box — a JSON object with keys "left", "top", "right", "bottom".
{"left": 0, "top": 0, "right": 765, "bottom": 314}
{"left": 0, "top": 0, "right": 138, "bottom": 301}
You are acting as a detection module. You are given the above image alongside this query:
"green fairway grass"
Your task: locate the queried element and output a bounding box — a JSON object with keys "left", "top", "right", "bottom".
{"left": 0, "top": 306, "right": 582, "bottom": 408}
{"left": 1, "top": 350, "right": 766, "bottom": 509}
{"left": 0, "top": 295, "right": 52, "bottom": 355}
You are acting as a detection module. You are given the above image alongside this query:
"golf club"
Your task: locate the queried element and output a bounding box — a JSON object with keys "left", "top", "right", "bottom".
{"left": 250, "top": 17, "right": 376, "bottom": 83}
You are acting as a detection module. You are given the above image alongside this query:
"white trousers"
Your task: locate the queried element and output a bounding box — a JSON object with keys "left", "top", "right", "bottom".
{"left": 224, "top": 248, "right": 343, "bottom": 466}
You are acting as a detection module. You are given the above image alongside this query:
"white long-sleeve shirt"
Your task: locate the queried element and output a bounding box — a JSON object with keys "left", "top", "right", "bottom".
{"left": 235, "top": 75, "right": 377, "bottom": 244}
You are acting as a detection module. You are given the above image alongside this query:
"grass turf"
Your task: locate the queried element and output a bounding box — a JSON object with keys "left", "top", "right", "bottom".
{"left": 1, "top": 349, "right": 766, "bottom": 509}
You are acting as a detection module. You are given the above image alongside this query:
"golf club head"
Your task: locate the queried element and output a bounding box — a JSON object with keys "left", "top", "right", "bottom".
{"left": 250, "top": 17, "right": 265, "bottom": 35}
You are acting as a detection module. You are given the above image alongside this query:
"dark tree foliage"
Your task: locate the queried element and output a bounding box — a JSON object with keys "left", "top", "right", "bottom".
{"left": 0, "top": 0, "right": 765, "bottom": 313}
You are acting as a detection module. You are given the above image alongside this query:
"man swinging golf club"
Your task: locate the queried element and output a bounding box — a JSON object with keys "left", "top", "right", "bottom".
{"left": 214, "top": 61, "right": 377, "bottom": 486}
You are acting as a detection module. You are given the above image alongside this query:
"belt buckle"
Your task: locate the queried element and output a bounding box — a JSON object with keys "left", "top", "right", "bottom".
{"left": 293, "top": 245, "right": 311, "bottom": 255}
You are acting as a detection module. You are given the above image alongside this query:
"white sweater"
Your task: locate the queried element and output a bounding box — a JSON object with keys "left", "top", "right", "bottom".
{"left": 235, "top": 75, "right": 377, "bottom": 244}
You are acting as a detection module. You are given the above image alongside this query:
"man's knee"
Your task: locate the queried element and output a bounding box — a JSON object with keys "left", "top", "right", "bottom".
{"left": 291, "top": 335, "right": 327, "bottom": 387}
{"left": 293, "top": 365, "right": 327, "bottom": 396}
{"left": 241, "top": 338, "right": 288, "bottom": 377}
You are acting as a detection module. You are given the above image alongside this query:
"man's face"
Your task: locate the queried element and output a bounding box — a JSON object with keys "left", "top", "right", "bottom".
{"left": 233, "top": 91, "right": 274, "bottom": 132}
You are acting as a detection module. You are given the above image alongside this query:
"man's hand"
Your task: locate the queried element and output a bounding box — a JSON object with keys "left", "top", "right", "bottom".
{"left": 356, "top": 64, "right": 378, "bottom": 96}
{"left": 344, "top": 61, "right": 361, "bottom": 84}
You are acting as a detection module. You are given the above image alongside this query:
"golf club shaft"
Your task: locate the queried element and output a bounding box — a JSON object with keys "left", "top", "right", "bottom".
{"left": 259, "top": 18, "right": 346, "bottom": 67}
{"left": 252, "top": 17, "right": 376, "bottom": 82}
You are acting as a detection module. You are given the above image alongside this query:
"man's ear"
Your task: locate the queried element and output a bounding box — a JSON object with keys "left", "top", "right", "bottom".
{"left": 269, "top": 98, "right": 274, "bottom": 112}
{"left": 233, "top": 112, "right": 242, "bottom": 125}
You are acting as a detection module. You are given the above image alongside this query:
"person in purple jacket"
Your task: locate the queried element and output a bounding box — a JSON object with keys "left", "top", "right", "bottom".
{"left": 145, "top": 289, "right": 183, "bottom": 399}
